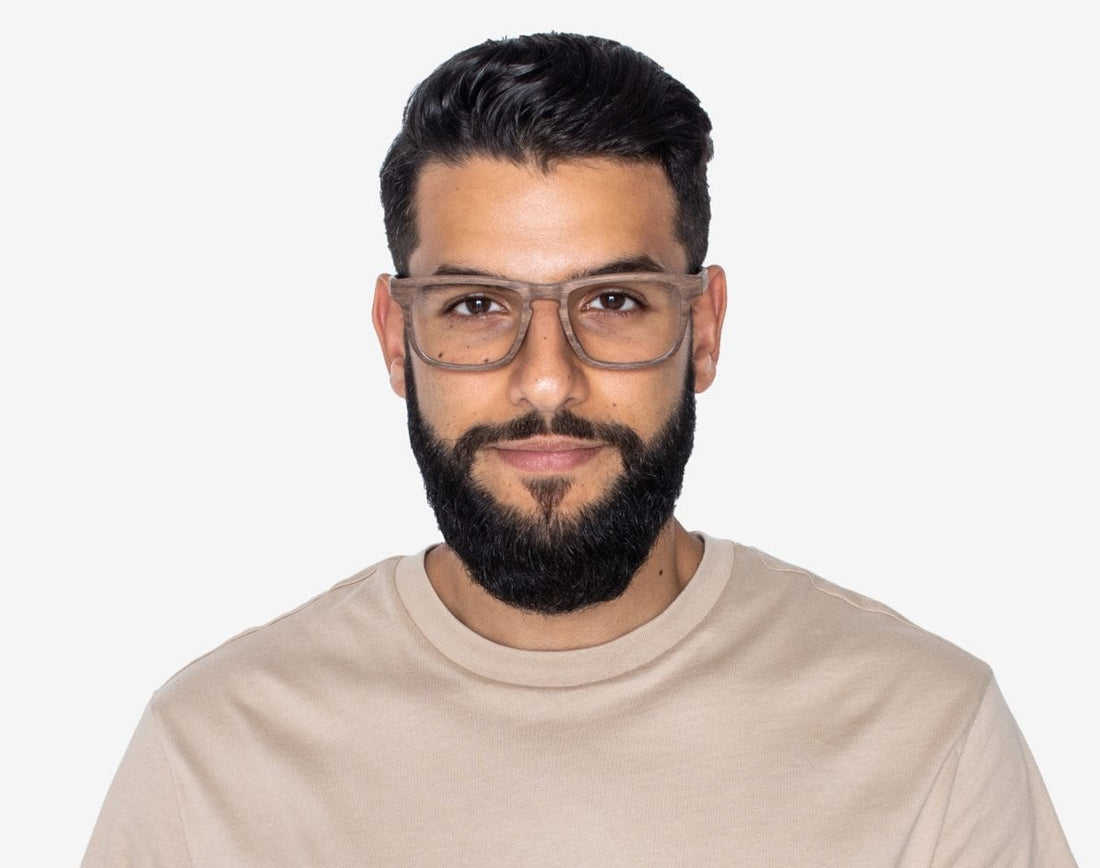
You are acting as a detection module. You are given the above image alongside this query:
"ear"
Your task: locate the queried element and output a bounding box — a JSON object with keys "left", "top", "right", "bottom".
{"left": 371, "top": 274, "right": 408, "bottom": 398}
{"left": 690, "top": 265, "right": 727, "bottom": 394}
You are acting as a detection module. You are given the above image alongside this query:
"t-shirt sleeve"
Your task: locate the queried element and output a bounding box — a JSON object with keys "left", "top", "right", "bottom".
{"left": 82, "top": 699, "right": 193, "bottom": 868}
{"left": 931, "top": 677, "right": 1077, "bottom": 867}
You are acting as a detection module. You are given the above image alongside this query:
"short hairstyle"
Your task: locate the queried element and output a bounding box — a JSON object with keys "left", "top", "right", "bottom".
{"left": 380, "top": 33, "right": 714, "bottom": 275}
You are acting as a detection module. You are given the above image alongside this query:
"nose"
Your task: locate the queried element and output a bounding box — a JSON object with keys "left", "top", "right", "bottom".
{"left": 506, "top": 300, "right": 588, "bottom": 414}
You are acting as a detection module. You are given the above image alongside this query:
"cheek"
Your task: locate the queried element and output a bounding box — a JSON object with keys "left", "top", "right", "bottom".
{"left": 595, "top": 359, "right": 691, "bottom": 436}
{"left": 409, "top": 362, "right": 504, "bottom": 440}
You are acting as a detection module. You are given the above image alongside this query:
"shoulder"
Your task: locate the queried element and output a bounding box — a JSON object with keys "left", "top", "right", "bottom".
{"left": 152, "top": 555, "right": 407, "bottom": 713}
{"left": 735, "top": 543, "right": 937, "bottom": 630}
{"left": 721, "top": 540, "right": 993, "bottom": 703}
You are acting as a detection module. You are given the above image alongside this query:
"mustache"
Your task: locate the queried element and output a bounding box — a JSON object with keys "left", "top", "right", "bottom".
{"left": 453, "top": 410, "right": 644, "bottom": 470}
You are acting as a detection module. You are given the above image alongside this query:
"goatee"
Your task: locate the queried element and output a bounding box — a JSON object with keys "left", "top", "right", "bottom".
{"left": 405, "top": 359, "right": 696, "bottom": 615}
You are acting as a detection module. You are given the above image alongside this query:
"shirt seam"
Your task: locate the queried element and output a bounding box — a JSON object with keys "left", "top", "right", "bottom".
{"left": 394, "top": 538, "right": 732, "bottom": 689}
{"left": 744, "top": 546, "right": 968, "bottom": 648}
{"left": 926, "top": 671, "right": 998, "bottom": 866}
{"left": 161, "top": 562, "right": 390, "bottom": 684}
{"left": 148, "top": 695, "right": 196, "bottom": 868}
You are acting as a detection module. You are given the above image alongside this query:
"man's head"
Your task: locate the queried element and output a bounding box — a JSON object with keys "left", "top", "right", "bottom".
{"left": 379, "top": 32, "right": 714, "bottom": 276}
{"left": 373, "top": 35, "right": 726, "bottom": 615}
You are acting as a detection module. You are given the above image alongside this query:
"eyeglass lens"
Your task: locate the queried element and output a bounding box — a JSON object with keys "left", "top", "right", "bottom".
{"left": 408, "top": 278, "right": 683, "bottom": 366}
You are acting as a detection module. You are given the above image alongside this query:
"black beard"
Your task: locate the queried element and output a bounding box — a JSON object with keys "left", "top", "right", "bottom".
{"left": 404, "top": 358, "right": 696, "bottom": 615}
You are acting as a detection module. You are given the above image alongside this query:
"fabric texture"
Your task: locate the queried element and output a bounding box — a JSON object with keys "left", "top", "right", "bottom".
{"left": 83, "top": 537, "right": 1076, "bottom": 866}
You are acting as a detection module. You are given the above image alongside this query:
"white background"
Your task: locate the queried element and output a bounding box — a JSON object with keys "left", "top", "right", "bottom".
{"left": 2, "top": 1, "right": 1096, "bottom": 864}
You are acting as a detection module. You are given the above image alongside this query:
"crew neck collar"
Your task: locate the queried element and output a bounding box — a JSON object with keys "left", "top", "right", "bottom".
{"left": 394, "top": 534, "right": 734, "bottom": 687}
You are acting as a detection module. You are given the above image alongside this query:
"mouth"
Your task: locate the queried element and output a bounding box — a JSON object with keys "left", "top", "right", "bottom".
{"left": 489, "top": 436, "right": 606, "bottom": 473}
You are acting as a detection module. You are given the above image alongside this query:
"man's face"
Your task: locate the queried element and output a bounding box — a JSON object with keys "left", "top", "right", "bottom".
{"left": 374, "top": 156, "right": 725, "bottom": 611}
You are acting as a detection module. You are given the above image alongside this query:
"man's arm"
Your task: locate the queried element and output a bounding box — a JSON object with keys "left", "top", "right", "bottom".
{"left": 931, "top": 677, "right": 1076, "bottom": 867}
{"left": 82, "top": 700, "right": 193, "bottom": 868}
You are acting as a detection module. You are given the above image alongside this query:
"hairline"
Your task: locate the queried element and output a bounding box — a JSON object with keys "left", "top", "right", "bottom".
{"left": 400, "top": 152, "right": 688, "bottom": 278}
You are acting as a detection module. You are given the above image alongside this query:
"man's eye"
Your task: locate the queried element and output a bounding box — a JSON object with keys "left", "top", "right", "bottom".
{"left": 448, "top": 295, "right": 504, "bottom": 316}
{"left": 586, "top": 291, "right": 642, "bottom": 312}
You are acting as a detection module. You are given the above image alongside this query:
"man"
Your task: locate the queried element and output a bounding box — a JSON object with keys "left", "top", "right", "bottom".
{"left": 84, "top": 33, "right": 1075, "bottom": 866}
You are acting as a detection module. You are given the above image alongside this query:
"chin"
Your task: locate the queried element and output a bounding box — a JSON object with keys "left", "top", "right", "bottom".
{"left": 404, "top": 361, "right": 697, "bottom": 614}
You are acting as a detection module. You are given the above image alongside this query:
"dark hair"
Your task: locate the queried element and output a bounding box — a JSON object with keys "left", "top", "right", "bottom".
{"left": 380, "top": 33, "right": 714, "bottom": 275}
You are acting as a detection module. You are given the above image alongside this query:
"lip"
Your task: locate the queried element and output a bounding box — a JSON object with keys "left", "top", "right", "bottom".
{"left": 490, "top": 437, "right": 605, "bottom": 473}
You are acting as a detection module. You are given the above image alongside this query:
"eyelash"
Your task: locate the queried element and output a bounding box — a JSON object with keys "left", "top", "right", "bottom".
{"left": 444, "top": 295, "right": 507, "bottom": 317}
{"left": 581, "top": 291, "right": 646, "bottom": 313}
{"left": 438, "top": 287, "right": 651, "bottom": 318}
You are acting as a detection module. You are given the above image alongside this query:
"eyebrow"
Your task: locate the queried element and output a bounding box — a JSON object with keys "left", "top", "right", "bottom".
{"left": 429, "top": 255, "right": 669, "bottom": 281}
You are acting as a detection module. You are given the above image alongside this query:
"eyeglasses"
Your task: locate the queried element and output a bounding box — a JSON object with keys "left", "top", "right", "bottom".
{"left": 388, "top": 270, "right": 709, "bottom": 371}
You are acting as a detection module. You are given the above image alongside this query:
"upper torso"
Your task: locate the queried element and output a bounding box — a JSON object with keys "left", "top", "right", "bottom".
{"left": 83, "top": 537, "right": 1076, "bottom": 867}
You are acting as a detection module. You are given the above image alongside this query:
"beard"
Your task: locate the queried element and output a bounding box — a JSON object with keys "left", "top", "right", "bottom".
{"left": 404, "top": 357, "right": 696, "bottom": 615}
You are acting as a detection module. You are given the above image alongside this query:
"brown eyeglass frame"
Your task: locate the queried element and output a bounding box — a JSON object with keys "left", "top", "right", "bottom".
{"left": 387, "top": 270, "right": 709, "bottom": 371}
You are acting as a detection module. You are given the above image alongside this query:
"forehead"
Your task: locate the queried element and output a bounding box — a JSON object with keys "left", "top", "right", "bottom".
{"left": 408, "top": 156, "right": 685, "bottom": 280}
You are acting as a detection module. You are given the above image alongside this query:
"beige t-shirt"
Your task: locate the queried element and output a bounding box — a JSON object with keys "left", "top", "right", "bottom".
{"left": 83, "top": 537, "right": 1076, "bottom": 866}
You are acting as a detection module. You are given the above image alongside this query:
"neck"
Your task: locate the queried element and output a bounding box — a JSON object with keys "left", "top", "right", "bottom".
{"left": 423, "top": 518, "right": 703, "bottom": 651}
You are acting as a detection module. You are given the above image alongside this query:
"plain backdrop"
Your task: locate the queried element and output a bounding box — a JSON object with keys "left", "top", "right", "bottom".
{"left": 1, "top": 1, "right": 1095, "bottom": 864}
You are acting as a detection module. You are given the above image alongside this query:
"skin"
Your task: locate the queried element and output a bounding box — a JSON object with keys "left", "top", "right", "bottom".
{"left": 373, "top": 156, "right": 727, "bottom": 650}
